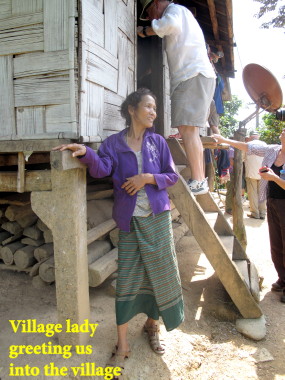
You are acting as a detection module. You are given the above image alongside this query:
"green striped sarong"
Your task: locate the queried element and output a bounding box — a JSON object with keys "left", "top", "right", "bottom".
{"left": 116, "top": 211, "right": 184, "bottom": 331}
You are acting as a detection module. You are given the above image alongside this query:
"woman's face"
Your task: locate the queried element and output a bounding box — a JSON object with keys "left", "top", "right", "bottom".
{"left": 129, "top": 95, "right": 157, "bottom": 129}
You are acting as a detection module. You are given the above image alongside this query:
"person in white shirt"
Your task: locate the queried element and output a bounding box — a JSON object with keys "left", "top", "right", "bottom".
{"left": 138, "top": 0, "right": 216, "bottom": 195}
{"left": 245, "top": 131, "right": 267, "bottom": 219}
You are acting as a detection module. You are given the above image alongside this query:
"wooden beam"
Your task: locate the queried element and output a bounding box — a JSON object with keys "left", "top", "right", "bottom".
{"left": 0, "top": 263, "right": 32, "bottom": 272}
{"left": 207, "top": 0, "right": 219, "bottom": 41}
{"left": 50, "top": 150, "right": 87, "bottom": 171}
{"left": 17, "top": 152, "right": 25, "bottom": 193}
{"left": 31, "top": 163, "right": 90, "bottom": 345}
{"left": 206, "top": 39, "right": 236, "bottom": 47}
{"left": 225, "top": 0, "right": 234, "bottom": 71}
{"left": 0, "top": 171, "right": 51, "bottom": 192}
{"left": 87, "top": 189, "right": 114, "bottom": 201}
{"left": 87, "top": 219, "right": 117, "bottom": 245}
{"left": 0, "top": 153, "right": 50, "bottom": 166}
{"left": 0, "top": 139, "right": 71, "bottom": 153}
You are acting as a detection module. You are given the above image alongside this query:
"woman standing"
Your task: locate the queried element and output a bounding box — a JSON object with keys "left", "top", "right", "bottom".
{"left": 213, "top": 131, "right": 285, "bottom": 304}
{"left": 53, "top": 88, "right": 184, "bottom": 372}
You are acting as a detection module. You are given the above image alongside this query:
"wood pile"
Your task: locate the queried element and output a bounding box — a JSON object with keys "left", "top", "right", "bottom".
{"left": 0, "top": 187, "right": 187, "bottom": 289}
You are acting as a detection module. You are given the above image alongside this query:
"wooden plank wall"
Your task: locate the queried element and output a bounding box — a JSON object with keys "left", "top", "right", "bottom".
{"left": 0, "top": 0, "right": 78, "bottom": 140}
{"left": 79, "top": 0, "right": 136, "bottom": 142}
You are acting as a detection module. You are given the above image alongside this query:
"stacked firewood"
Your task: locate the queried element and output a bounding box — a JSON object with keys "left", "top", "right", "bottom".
{"left": 0, "top": 200, "right": 54, "bottom": 288}
{"left": 0, "top": 189, "right": 188, "bottom": 289}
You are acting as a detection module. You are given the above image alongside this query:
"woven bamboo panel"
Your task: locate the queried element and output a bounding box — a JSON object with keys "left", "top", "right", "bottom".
{"left": 0, "top": 0, "right": 77, "bottom": 140}
{"left": 0, "top": 0, "right": 135, "bottom": 142}
{"left": 79, "top": 0, "right": 136, "bottom": 142}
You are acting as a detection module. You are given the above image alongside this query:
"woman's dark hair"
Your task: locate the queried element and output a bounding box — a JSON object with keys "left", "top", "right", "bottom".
{"left": 120, "top": 88, "right": 157, "bottom": 126}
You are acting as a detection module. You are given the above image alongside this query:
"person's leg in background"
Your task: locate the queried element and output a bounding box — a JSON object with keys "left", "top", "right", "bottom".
{"left": 225, "top": 173, "right": 233, "bottom": 214}
{"left": 267, "top": 198, "right": 285, "bottom": 298}
{"left": 246, "top": 177, "right": 260, "bottom": 219}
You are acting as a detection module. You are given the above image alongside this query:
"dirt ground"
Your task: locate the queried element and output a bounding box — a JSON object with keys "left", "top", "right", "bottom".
{"left": 0, "top": 197, "right": 284, "bottom": 380}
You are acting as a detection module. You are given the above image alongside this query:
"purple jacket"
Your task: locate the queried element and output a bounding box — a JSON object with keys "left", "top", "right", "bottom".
{"left": 79, "top": 128, "right": 178, "bottom": 231}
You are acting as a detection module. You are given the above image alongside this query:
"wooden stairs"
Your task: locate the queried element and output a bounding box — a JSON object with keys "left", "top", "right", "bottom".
{"left": 167, "top": 138, "right": 263, "bottom": 319}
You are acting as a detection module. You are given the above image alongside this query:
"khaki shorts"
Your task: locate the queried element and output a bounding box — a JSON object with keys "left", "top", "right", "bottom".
{"left": 171, "top": 74, "right": 215, "bottom": 128}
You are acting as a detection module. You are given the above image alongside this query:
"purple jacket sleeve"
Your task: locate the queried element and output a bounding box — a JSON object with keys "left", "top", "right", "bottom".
{"left": 153, "top": 137, "right": 178, "bottom": 190}
{"left": 78, "top": 145, "right": 113, "bottom": 178}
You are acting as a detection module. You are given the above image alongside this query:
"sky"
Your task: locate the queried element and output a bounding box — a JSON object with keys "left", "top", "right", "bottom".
{"left": 229, "top": 0, "right": 285, "bottom": 129}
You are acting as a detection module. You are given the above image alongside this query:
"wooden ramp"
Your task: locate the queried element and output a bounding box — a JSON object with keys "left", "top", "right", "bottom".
{"left": 167, "top": 138, "right": 262, "bottom": 319}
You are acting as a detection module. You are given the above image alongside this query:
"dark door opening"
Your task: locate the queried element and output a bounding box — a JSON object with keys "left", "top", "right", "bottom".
{"left": 137, "top": 28, "right": 165, "bottom": 136}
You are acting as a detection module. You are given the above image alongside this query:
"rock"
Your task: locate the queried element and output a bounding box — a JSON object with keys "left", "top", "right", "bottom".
{"left": 253, "top": 348, "right": 274, "bottom": 363}
{"left": 235, "top": 315, "right": 266, "bottom": 340}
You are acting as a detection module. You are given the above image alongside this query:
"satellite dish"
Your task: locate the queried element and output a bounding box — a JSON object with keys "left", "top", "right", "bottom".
{"left": 242, "top": 63, "right": 283, "bottom": 113}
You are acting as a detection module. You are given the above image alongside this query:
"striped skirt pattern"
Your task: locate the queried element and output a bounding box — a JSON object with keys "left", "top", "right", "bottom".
{"left": 116, "top": 211, "right": 184, "bottom": 331}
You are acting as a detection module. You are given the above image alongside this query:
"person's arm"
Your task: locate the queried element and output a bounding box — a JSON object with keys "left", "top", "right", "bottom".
{"left": 137, "top": 25, "right": 157, "bottom": 38}
{"left": 52, "top": 143, "right": 114, "bottom": 178}
{"left": 137, "top": 6, "right": 182, "bottom": 39}
{"left": 52, "top": 143, "right": 87, "bottom": 157}
{"left": 151, "top": 7, "right": 182, "bottom": 37}
{"left": 259, "top": 168, "right": 285, "bottom": 190}
{"left": 212, "top": 134, "right": 248, "bottom": 152}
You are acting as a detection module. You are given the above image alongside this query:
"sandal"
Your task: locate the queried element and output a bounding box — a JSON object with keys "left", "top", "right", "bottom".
{"left": 143, "top": 324, "right": 165, "bottom": 355}
{"left": 107, "top": 346, "right": 131, "bottom": 378}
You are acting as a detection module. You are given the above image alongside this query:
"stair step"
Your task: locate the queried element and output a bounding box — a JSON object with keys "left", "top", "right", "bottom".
{"left": 234, "top": 260, "right": 250, "bottom": 287}
{"left": 204, "top": 211, "right": 218, "bottom": 229}
{"left": 249, "top": 261, "right": 261, "bottom": 303}
{"left": 219, "top": 236, "right": 234, "bottom": 259}
{"left": 166, "top": 138, "right": 263, "bottom": 319}
{"left": 176, "top": 165, "right": 187, "bottom": 173}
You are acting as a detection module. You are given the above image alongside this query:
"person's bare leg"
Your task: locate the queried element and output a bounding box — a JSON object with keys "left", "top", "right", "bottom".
{"left": 116, "top": 323, "right": 130, "bottom": 352}
{"left": 178, "top": 125, "right": 204, "bottom": 181}
{"left": 144, "top": 317, "right": 159, "bottom": 328}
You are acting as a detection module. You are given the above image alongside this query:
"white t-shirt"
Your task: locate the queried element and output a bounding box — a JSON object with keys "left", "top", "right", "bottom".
{"left": 152, "top": 3, "right": 216, "bottom": 94}
{"left": 245, "top": 140, "right": 267, "bottom": 179}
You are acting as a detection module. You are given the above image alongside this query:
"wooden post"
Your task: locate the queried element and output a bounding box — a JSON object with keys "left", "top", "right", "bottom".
{"left": 232, "top": 129, "right": 247, "bottom": 250}
{"left": 17, "top": 152, "right": 25, "bottom": 193}
{"left": 31, "top": 151, "right": 90, "bottom": 345}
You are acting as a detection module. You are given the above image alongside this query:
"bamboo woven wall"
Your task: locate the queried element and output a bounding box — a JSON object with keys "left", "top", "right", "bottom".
{"left": 79, "top": 0, "right": 136, "bottom": 142}
{"left": 0, "top": 0, "right": 136, "bottom": 142}
{"left": 0, "top": 0, "right": 78, "bottom": 140}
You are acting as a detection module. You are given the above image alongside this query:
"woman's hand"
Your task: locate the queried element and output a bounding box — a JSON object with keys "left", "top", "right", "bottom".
{"left": 212, "top": 134, "right": 227, "bottom": 144}
{"left": 121, "top": 174, "right": 146, "bottom": 196}
{"left": 121, "top": 173, "right": 156, "bottom": 196}
{"left": 259, "top": 167, "right": 279, "bottom": 182}
{"left": 52, "top": 143, "right": 86, "bottom": 158}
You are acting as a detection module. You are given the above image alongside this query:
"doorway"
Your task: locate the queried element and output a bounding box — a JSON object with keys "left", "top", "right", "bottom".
{"left": 136, "top": 10, "right": 165, "bottom": 136}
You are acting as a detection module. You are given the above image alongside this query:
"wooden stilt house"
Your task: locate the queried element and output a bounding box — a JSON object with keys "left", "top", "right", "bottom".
{"left": 0, "top": 0, "right": 239, "bottom": 346}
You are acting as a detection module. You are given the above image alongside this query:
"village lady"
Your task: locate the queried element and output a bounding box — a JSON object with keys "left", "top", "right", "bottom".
{"left": 213, "top": 131, "right": 285, "bottom": 304}
{"left": 53, "top": 88, "right": 184, "bottom": 372}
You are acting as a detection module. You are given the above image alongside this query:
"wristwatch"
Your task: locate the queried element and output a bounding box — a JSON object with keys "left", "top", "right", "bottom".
{"left": 142, "top": 26, "right": 148, "bottom": 37}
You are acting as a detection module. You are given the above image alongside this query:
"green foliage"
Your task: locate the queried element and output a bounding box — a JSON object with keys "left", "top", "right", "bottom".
{"left": 253, "top": 0, "right": 285, "bottom": 29}
{"left": 257, "top": 112, "right": 285, "bottom": 143}
{"left": 219, "top": 95, "right": 243, "bottom": 137}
